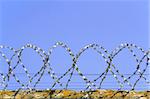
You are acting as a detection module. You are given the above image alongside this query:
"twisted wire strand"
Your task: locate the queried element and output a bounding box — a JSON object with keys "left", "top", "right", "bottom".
{"left": 0, "top": 42, "right": 149, "bottom": 97}
{"left": 111, "top": 43, "right": 149, "bottom": 85}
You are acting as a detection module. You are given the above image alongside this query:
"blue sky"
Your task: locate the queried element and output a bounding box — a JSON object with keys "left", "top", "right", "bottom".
{"left": 0, "top": 0, "right": 149, "bottom": 90}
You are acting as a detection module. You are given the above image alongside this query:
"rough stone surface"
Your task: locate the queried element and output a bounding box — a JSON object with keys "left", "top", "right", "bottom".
{"left": 0, "top": 90, "right": 149, "bottom": 99}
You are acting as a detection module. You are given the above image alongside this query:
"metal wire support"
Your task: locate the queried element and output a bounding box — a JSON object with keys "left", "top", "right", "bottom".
{"left": 0, "top": 42, "right": 149, "bottom": 94}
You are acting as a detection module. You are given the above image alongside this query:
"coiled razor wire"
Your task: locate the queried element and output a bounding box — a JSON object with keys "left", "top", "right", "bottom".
{"left": 0, "top": 42, "right": 149, "bottom": 98}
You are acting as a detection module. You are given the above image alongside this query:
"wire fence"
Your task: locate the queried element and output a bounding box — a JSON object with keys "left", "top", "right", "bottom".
{"left": 0, "top": 42, "right": 149, "bottom": 98}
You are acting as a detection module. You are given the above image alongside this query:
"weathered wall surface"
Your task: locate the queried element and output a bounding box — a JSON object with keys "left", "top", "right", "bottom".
{"left": 0, "top": 90, "right": 149, "bottom": 99}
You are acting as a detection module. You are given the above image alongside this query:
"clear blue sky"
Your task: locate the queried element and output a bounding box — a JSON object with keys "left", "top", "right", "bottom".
{"left": 0, "top": 0, "right": 149, "bottom": 90}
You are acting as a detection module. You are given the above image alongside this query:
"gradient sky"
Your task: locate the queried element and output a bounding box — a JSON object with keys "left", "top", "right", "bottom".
{"left": 0, "top": 0, "right": 149, "bottom": 90}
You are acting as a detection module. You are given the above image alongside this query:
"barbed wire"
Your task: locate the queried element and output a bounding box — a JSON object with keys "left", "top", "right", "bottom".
{"left": 0, "top": 42, "right": 149, "bottom": 98}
